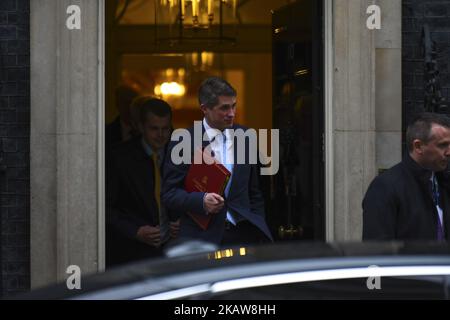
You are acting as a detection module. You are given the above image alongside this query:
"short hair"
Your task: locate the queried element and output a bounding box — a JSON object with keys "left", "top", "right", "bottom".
{"left": 406, "top": 112, "right": 450, "bottom": 151}
{"left": 198, "top": 77, "right": 236, "bottom": 108}
{"left": 132, "top": 97, "right": 172, "bottom": 125}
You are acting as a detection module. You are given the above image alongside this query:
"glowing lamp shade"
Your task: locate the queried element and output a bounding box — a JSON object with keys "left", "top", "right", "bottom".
{"left": 155, "top": 82, "right": 186, "bottom": 97}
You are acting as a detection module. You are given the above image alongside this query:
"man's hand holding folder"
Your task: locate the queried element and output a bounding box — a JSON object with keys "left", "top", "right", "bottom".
{"left": 184, "top": 148, "right": 231, "bottom": 230}
{"left": 203, "top": 193, "right": 224, "bottom": 214}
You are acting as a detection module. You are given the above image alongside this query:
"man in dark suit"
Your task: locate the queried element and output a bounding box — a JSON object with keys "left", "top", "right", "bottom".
{"left": 106, "top": 97, "right": 179, "bottom": 267}
{"left": 363, "top": 112, "right": 450, "bottom": 241}
{"left": 162, "top": 77, "right": 273, "bottom": 247}
{"left": 105, "top": 85, "right": 139, "bottom": 151}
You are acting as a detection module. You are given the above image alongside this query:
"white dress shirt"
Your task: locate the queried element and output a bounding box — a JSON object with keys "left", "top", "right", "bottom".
{"left": 202, "top": 118, "right": 233, "bottom": 166}
{"left": 202, "top": 118, "right": 237, "bottom": 224}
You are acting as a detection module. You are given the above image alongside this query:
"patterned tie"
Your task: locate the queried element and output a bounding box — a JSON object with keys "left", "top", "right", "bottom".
{"left": 431, "top": 175, "right": 445, "bottom": 241}
{"left": 222, "top": 132, "right": 236, "bottom": 225}
{"left": 152, "top": 152, "right": 161, "bottom": 224}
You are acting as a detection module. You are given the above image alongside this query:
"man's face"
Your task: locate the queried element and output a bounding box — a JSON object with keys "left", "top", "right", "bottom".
{"left": 140, "top": 114, "right": 172, "bottom": 152}
{"left": 416, "top": 124, "right": 450, "bottom": 172}
{"left": 201, "top": 95, "right": 236, "bottom": 130}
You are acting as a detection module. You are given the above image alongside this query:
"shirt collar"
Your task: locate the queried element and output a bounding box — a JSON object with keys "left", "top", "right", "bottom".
{"left": 203, "top": 118, "right": 232, "bottom": 142}
{"left": 141, "top": 137, "right": 155, "bottom": 158}
{"left": 203, "top": 118, "right": 222, "bottom": 142}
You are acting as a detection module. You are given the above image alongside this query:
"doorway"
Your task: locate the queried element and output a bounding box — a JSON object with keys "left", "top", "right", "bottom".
{"left": 269, "top": 0, "right": 324, "bottom": 241}
{"left": 105, "top": 0, "right": 325, "bottom": 252}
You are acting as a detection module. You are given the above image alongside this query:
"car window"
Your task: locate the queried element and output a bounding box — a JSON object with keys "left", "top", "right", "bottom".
{"left": 198, "top": 276, "right": 448, "bottom": 300}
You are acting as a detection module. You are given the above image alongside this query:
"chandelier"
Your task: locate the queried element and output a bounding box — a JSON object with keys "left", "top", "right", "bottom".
{"left": 155, "top": 0, "right": 239, "bottom": 45}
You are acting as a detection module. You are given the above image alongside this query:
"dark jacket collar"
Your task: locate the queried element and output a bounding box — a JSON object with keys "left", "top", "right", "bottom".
{"left": 403, "top": 153, "right": 432, "bottom": 183}
{"left": 403, "top": 153, "right": 450, "bottom": 188}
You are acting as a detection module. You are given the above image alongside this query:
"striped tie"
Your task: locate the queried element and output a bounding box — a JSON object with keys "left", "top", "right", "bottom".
{"left": 431, "top": 175, "right": 445, "bottom": 241}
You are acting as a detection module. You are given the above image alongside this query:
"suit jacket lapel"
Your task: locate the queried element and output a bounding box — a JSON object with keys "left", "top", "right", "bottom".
{"left": 228, "top": 124, "right": 243, "bottom": 197}
{"left": 201, "top": 123, "right": 212, "bottom": 149}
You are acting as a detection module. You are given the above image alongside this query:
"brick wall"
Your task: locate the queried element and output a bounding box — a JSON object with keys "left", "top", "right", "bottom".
{"left": 403, "top": 0, "right": 450, "bottom": 130}
{"left": 0, "top": 0, "right": 30, "bottom": 297}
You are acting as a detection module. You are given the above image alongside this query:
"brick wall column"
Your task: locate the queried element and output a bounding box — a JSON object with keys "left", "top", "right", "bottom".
{"left": 0, "top": 0, "right": 30, "bottom": 297}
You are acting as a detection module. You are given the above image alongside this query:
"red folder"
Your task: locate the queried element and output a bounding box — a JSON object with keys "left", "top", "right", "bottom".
{"left": 184, "top": 158, "right": 231, "bottom": 230}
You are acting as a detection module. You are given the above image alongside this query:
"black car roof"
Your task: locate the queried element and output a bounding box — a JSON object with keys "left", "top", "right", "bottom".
{"left": 14, "top": 241, "right": 450, "bottom": 300}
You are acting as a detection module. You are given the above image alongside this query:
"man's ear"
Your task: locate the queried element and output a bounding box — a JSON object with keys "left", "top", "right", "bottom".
{"left": 412, "top": 139, "right": 424, "bottom": 154}
{"left": 200, "top": 104, "right": 208, "bottom": 115}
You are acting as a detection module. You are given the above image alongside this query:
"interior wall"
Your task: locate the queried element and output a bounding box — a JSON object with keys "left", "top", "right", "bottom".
{"left": 113, "top": 53, "right": 272, "bottom": 130}
{"left": 105, "top": 0, "right": 292, "bottom": 131}
{"left": 224, "top": 54, "right": 273, "bottom": 130}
